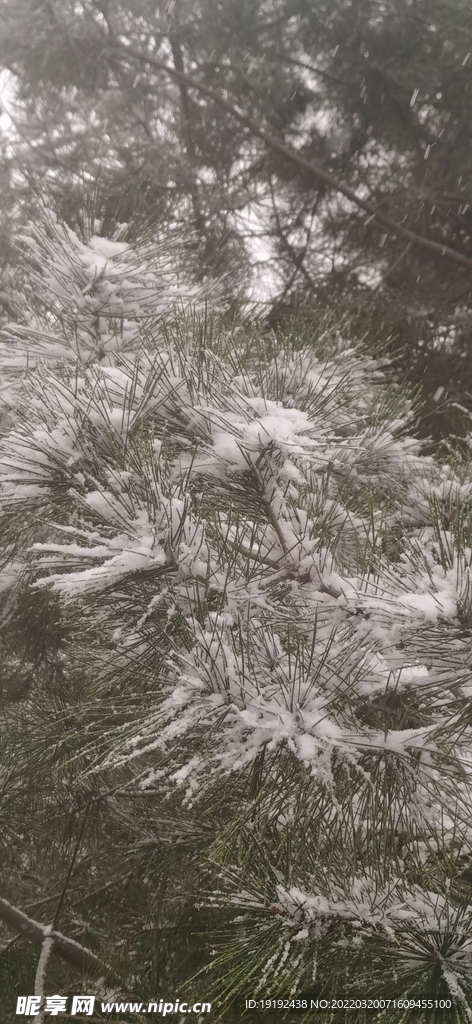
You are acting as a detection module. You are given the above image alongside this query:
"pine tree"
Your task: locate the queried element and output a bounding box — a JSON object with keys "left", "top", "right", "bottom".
{"left": 2, "top": 212, "right": 472, "bottom": 1022}
{"left": 2, "top": 0, "right": 472, "bottom": 443}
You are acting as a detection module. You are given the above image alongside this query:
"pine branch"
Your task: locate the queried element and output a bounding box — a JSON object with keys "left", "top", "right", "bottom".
{"left": 0, "top": 899, "right": 102, "bottom": 975}
{"left": 3, "top": 207, "right": 472, "bottom": 1008}
{"left": 112, "top": 42, "right": 472, "bottom": 275}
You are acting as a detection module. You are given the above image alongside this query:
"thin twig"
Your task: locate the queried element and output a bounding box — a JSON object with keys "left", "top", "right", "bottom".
{"left": 263, "top": 498, "right": 291, "bottom": 558}
{"left": 382, "top": 241, "right": 413, "bottom": 285}
{"left": 227, "top": 538, "right": 282, "bottom": 568}
{"left": 52, "top": 791, "right": 94, "bottom": 928}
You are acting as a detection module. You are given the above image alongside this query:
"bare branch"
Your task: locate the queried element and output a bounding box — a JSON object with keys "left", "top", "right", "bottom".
{"left": 381, "top": 241, "right": 413, "bottom": 287}
{"left": 112, "top": 42, "right": 472, "bottom": 275}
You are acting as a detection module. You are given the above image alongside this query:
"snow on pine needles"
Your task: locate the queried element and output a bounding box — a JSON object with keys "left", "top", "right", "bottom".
{"left": 2, "top": 218, "right": 472, "bottom": 1009}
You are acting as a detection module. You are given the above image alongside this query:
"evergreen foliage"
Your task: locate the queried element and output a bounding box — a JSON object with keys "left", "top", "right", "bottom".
{"left": 2, "top": 214, "right": 472, "bottom": 1021}
{"left": 1, "top": 1, "right": 472, "bottom": 439}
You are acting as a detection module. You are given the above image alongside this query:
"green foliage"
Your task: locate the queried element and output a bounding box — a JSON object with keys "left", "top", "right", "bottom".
{"left": 1, "top": 217, "right": 472, "bottom": 1019}
{"left": 2, "top": 5, "right": 472, "bottom": 1019}
{"left": 1, "top": 0, "right": 472, "bottom": 438}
